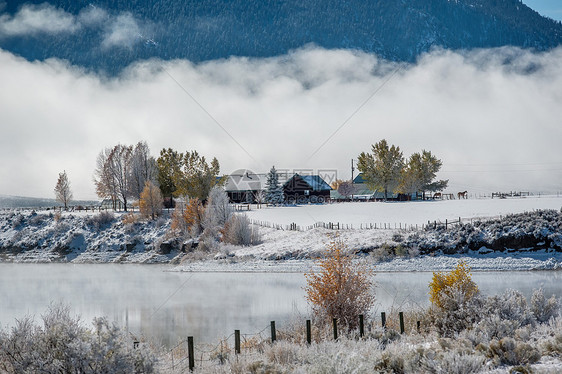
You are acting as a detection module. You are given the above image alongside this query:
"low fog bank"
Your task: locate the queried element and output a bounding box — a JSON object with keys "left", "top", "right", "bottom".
{"left": 1, "top": 46, "right": 561, "bottom": 198}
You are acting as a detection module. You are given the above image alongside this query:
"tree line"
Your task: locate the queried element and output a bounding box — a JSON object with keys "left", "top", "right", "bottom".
{"left": 92, "top": 142, "right": 222, "bottom": 215}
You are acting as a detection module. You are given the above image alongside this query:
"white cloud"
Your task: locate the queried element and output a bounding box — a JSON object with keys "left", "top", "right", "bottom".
{"left": 0, "top": 46, "right": 561, "bottom": 199}
{"left": 0, "top": 4, "right": 143, "bottom": 50}
{"left": 0, "top": 3, "right": 79, "bottom": 36}
{"left": 101, "top": 13, "right": 141, "bottom": 49}
{"left": 77, "top": 5, "right": 109, "bottom": 27}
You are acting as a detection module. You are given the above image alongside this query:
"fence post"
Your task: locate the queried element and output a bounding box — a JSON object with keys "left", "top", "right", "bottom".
{"left": 381, "top": 312, "right": 386, "bottom": 328}
{"left": 234, "top": 330, "right": 241, "bottom": 354}
{"left": 270, "top": 321, "right": 276, "bottom": 343}
{"left": 306, "top": 320, "right": 312, "bottom": 345}
{"left": 399, "top": 312, "right": 405, "bottom": 334}
{"left": 445, "top": 219, "right": 448, "bottom": 229}
{"left": 188, "top": 336, "right": 194, "bottom": 372}
{"left": 359, "top": 314, "right": 364, "bottom": 338}
{"left": 333, "top": 318, "right": 338, "bottom": 340}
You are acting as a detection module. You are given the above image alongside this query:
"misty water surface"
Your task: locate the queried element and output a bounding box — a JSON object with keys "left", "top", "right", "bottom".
{"left": 1, "top": 264, "right": 561, "bottom": 347}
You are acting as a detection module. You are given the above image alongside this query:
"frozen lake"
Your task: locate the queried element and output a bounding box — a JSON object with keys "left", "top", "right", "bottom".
{"left": 1, "top": 264, "right": 561, "bottom": 347}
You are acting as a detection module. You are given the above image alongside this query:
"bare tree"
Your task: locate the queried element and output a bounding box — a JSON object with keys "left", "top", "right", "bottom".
{"left": 130, "top": 141, "right": 158, "bottom": 199}
{"left": 337, "top": 180, "right": 354, "bottom": 199}
{"left": 54, "top": 171, "right": 73, "bottom": 210}
{"left": 107, "top": 144, "right": 134, "bottom": 211}
{"left": 94, "top": 148, "right": 118, "bottom": 209}
{"left": 93, "top": 144, "right": 134, "bottom": 211}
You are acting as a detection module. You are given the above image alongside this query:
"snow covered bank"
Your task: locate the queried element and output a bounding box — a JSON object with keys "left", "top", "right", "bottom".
{"left": 0, "top": 196, "right": 561, "bottom": 270}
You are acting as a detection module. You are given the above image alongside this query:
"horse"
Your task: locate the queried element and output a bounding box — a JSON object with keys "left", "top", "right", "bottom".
{"left": 457, "top": 191, "right": 468, "bottom": 199}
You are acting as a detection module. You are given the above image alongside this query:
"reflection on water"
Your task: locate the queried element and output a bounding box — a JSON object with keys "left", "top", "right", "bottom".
{"left": 1, "top": 264, "right": 561, "bottom": 347}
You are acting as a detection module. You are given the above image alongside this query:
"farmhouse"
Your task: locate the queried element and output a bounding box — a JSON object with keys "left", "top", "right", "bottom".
{"left": 223, "top": 171, "right": 267, "bottom": 203}
{"left": 283, "top": 174, "right": 332, "bottom": 204}
{"left": 224, "top": 171, "right": 332, "bottom": 204}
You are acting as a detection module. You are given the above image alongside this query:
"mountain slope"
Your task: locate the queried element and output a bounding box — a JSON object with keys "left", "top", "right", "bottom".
{"left": 0, "top": 0, "right": 561, "bottom": 73}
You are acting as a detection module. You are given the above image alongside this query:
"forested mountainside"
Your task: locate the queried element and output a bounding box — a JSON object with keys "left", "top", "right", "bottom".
{"left": 1, "top": 0, "right": 561, "bottom": 73}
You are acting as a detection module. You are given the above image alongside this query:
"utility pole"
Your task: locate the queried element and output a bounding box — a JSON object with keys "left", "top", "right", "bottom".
{"left": 351, "top": 159, "right": 355, "bottom": 201}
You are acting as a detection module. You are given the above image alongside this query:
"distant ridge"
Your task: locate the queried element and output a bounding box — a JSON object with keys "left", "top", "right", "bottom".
{"left": 0, "top": 0, "right": 561, "bottom": 74}
{"left": 0, "top": 195, "right": 99, "bottom": 209}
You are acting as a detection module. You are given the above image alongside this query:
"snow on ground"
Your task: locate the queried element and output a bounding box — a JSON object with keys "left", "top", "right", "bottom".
{"left": 245, "top": 195, "right": 562, "bottom": 227}
{"left": 1, "top": 196, "right": 562, "bottom": 271}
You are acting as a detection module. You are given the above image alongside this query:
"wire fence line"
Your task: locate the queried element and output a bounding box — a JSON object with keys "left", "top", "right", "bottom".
{"left": 156, "top": 311, "right": 419, "bottom": 372}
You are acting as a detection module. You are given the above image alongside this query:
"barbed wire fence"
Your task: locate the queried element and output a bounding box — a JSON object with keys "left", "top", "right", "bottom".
{"left": 154, "top": 310, "right": 423, "bottom": 373}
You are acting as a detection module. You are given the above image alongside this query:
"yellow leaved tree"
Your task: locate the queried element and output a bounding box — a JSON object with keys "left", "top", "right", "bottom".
{"left": 304, "top": 238, "right": 375, "bottom": 329}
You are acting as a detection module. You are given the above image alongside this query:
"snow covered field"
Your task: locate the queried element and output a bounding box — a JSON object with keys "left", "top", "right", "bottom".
{"left": 245, "top": 195, "right": 562, "bottom": 227}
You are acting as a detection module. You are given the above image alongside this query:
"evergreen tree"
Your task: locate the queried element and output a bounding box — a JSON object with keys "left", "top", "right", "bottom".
{"left": 265, "top": 166, "right": 284, "bottom": 205}
{"left": 357, "top": 139, "right": 404, "bottom": 201}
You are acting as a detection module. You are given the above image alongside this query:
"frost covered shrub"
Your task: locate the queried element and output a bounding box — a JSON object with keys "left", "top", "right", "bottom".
{"left": 221, "top": 214, "right": 261, "bottom": 246}
{"left": 155, "top": 216, "right": 167, "bottom": 228}
{"left": 426, "top": 289, "right": 484, "bottom": 337}
{"left": 425, "top": 262, "right": 482, "bottom": 336}
{"left": 0, "top": 304, "right": 156, "bottom": 373}
{"left": 485, "top": 337, "right": 540, "bottom": 366}
{"left": 371, "top": 243, "right": 394, "bottom": 262}
{"left": 421, "top": 350, "right": 486, "bottom": 374}
{"left": 11, "top": 213, "right": 24, "bottom": 229}
{"left": 29, "top": 213, "right": 46, "bottom": 226}
{"left": 86, "top": 211, "right": 115, "bottom": 230}
{"left": 480, "top": 289, "right": 535, "bottom": 337}
{"left": 531, "top": 288, "right": 560, "bottom": 323}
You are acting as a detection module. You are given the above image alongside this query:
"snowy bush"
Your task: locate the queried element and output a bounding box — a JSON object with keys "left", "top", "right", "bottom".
{"left": 531, "top": 288, "right": 560, "bottom": 323}
{"left": 29, "top": 213, "right": 46, "bottom": 226}
{"left": 370, "top": 243, "right": 395, "bottom": 262}
{"left": 0, "top": 303, "right": 156, "bottom": 373}
{"left": 421, "top": 350, "right": 486, "bottom": 374}
{"left": 85, "top": 211, "right": 115, "bottom": 230}
{"left": 11, "top": 213, "right": 24, "bottom": 229}
{"left": 221, "top": 214, "right": 261, "bottom": 246}
{"left": 485, "top": 337, "right": 541, "bottom": 366}
{"left": 203, "top": 186, "right": 233, "bottom": 236}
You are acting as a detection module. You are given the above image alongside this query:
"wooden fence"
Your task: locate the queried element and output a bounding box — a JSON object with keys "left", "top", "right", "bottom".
{"left": 248, "top": 218, "right": 467, "bottom": 232}
{"left": 157, "top": 311, "right": 416, "bottom": 372}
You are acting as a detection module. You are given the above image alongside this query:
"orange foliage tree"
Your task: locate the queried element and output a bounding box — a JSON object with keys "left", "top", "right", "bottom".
{"left": 304, "top": 238, "right": 375, "bottom": 329}
{"left": 429, "top": 260, "right": 479, "bottom": 309}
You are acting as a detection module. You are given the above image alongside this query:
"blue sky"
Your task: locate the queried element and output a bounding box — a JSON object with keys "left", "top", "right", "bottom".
{"left": 524, "top": 0, "right": 562, "bottom": 21}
